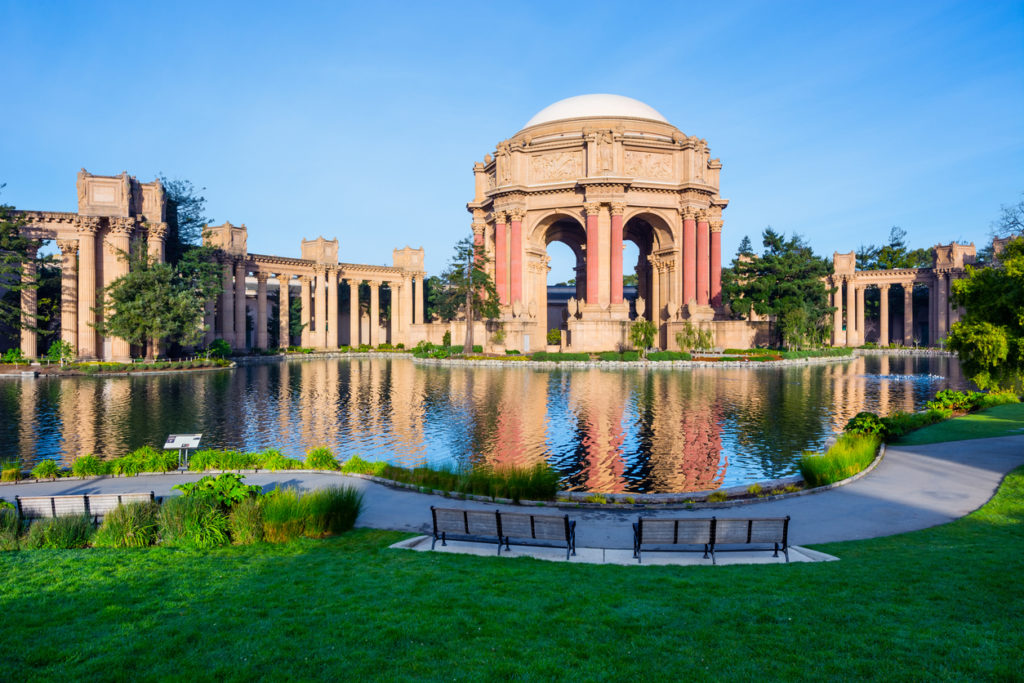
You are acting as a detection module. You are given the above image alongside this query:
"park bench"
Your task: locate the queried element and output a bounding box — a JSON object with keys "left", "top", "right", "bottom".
{"left": 15, "top": 492, "right": 156, "bottom": 524}
{"left": 633, "top": 516, "right": 790, "bottom": 564}
{"left": 430, "top": 506, "right": 577, "bottom": 559}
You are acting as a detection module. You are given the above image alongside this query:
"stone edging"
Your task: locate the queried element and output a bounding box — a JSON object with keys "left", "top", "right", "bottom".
{"left": 0, "top": 363, "right": 235, "bottom": 378}
{"left": 853, "top": 348, "right": 955, "bottom": 357}
{"left": 411, "top": 354, "right": 855, "bottom": 370}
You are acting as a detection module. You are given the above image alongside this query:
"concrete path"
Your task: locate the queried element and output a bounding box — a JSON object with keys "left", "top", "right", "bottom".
{"left": 4, "top": 434, "right": 1023, "bottom": 548}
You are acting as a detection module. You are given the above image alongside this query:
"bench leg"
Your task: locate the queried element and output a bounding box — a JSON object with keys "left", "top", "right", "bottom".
{"left": 773, "top": 542, "right": 779, "bottom": 558}
{"left": 783, "top": 545, "right": 790, "bottom": 563}
{"left": 710, "top": 548, "right": 717, "bottom": 566}
{"left": 703, "top": 543, "right": 709, "bottom": 560}
{"left": 431, "top": 533, "right": 437, "bottom": 550}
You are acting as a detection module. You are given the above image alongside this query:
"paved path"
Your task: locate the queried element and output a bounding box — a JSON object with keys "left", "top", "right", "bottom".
{"left": 4, "top": 435, "right": 1023, "bottom": 548}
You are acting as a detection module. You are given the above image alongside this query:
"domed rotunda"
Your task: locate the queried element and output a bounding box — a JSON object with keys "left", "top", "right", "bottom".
{"left": 467, "top": 94, "right": 734, "bottom": 352}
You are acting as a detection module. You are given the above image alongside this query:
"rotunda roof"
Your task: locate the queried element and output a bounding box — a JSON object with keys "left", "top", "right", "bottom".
{"left": 522, "top": 94, "right": 668, "bottom": 129}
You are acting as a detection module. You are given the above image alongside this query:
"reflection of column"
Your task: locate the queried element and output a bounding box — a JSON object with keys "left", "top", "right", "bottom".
{"left": 584, "top": 202, "right": 600, "bottom": 304}
{"left": 842, "top": 278, "right": 852, "bottom": 346}
{"left": 682, "top": 207, "right": 696, "bottom": 305}
{"left": 76, "top": 218, "right": 99, "bottom": 359}
{"left": 696, "top": 209, "right": 710, "bottom": 305}
{"left": 299, "top": 275, "right": 311, "bottom": 347}
{"left": 255, "top": 272, "right": 269, "bottom": 349}
{"left": 20, "top": 246, "right": 38, "bottom": 358}
{"left": 936, "top": 272, "right": 948, "bottom": 342}
{"left": 57, "top": 240, "right": 79, "bottom": 352}
{"left": 710, "top": 219, "right": 723, "bottom": 309}
{"left": 903, "top": 283, "right": 914, "bottom": 345}
{"left": 509, "top": 208, "right": 524, "bottom": 305}
{"left": 279, "top": 276, "right": 290, "bottom": 349}
{"left": 234, "top": 261, "right": 247, "bottom": 350}
{"left": 326, "top": 268, "right": 339, "bottom": 349}
{"left": 220, "top": 258, "right": 236, "bottom": 347}
{"left": 369, "top": 281, "right": 380, "bottom": 346}
{"left": 856, "top": 285, "right": 865, "bottom": 346}
{"left": 105, "top": 219, "right": 133, "bottom": 361}
{"left": 349, "top": 280, "right": 360, "bottom": 346}
{"left": 313, "top": 267, "right": 327, "bottom": 349}
{"left": 494, "top": 211, "right": 508, "bottom": 305}
{"left": 610, "top": 202, "right": 625, "bottom": 305}
{"left": 415, "top": 274, "right": 425, "bottom": 325}
{"left": 401, "top": 274, "right": 413, "bottom": 342}
{"left": 879, "top": 284, "right": 890, "bottom": 346}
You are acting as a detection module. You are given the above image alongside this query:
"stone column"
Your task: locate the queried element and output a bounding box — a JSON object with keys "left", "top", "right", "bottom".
{"left": 509, "top": 208, "right": 525, "bottom": 305}
{"left": 327, "top": 268, "right": 339, "bottom": 349}
{"left": 696, "top": 210, "right": 710, "bottom": 306}
{"left": 255, "top": 272, "right": 269, "bottom": 350}
{"left": 415, "top": 273, "right": 425, "bottom": 325}
{"left": 313, "top": 267, "right": 327, "bottom": 349}
{"left": 57, "top": 240, "right": 79, "bottom": 353}
{"left": 299, "top": 275, "right": 311, "bottom": 347}
{"left": 903, "top": 282, "right": 914, "bottom": 346}
{"left": 105, "top": 219, "right": 133, "bottom": 361}
{"left": 831, "top": 278, "right": 843, "bottom": 346}
{"left": 710, "top": 219, "right": 723, "bottom": 309}
{"left": 682, "top": 207, "right": 697, "bottom": 306}
{"left": 220, "top": 258, "right": 236, "bottom": 347}
{"left": 75, "top": 218, "right": 99, "bottom": 359}
{"left": 649, "top": 257, "right": 661, "bottom": 324}
{"left": 401, "top": 274, "right": 413, "bottom": 341}
{"left": 349, "top": 280, "right": 360, "bottom": 346}
{"left": 842, "top": 277, "right": 852, "bottom": 346}
{"left": 369, "top": 280, "right": 380, "bottom": 347}
{"left": 278, "top": 275, "right": 290, "bottom": 349}
{"left": 856, "top": 285, "right": 866, "bottom": 346}
{"left": 610, "top": 202, "right": 626, "bottom": 305}
{"left": 936, "top": 272, "right": 948, "bottom": 342}
{"left": 147, "top": 222, "right": 168, "bottom": 263}
{"left": 20, "top": 246, "right": 38, "bottom": 358}
{"left": 584, "top": 202, "right": 601, "bottom": 305}
{"left": 234, "top": 261, "right": 247, "bottom": 350}
{"left": 927, "top": 278, "right": 937, "bottom": 346}
{"left": 879, "top": 284, "right": 890, "bottom": 346}
{"left": 494, "top": 211, "right": 508, "bottom": 305}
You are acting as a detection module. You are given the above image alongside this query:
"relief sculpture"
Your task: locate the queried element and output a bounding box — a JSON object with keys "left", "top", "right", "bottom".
{"left": 529, "top": 151, "right": 582, "bottom": 182}
{"left": 624, "top": 150, "right": 673, "bottom": 180}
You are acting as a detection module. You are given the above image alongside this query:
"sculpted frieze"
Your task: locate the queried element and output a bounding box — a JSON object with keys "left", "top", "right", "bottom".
{"left": 529, "top": 151, "right": 582, "bottom": 183}
{"left": 624, "top": 150, "right": 674, "bottom": 180}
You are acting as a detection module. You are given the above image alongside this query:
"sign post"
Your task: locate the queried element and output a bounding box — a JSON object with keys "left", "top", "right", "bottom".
{"left": 164, "top": 434, "right": 203, "bottom": 471}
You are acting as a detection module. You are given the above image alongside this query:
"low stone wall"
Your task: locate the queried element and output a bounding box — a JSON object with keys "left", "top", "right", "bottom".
{"left": 411, "top": 354, "right": 855, "bottom": 370}
{"left": 853, "top": 348, "right": 955, "bottom": 357}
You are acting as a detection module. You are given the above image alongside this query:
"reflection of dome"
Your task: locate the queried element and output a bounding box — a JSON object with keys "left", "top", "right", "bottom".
{"left": 522, "top": 94, "right": 668, "bottom": 129}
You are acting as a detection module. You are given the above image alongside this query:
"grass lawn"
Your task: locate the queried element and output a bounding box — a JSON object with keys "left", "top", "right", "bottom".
{"left": 2, "top": 472, "right": 1022, "bottom": 681}
{"left": 895, "top": 402, "right": 1024, "bottom": 446}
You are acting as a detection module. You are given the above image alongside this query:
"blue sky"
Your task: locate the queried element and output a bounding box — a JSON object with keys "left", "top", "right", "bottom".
{"left": 1, "top": 0, "right": 1021, "bottom": 280}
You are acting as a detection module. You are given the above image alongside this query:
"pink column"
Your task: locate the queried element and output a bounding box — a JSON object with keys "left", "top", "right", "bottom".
{"left": 494, "top": 211, "right": 508, "bottom": 305}
{"left": 610, "top": 203, "right": 625, "bottom": 304}
{"left": 710, "top": 219, "right": 723, "bottom": 308}
{"left": 682, "top": 208, "right": 696, "bottom": 305}
{"left": 584, "top": 202, "right": 600, "bottom": 304}
{"left": 509, "top": 209, "right": 524, "bottom": 304}
{"left": 696, "top": 210, "right": 710, "bottom": 305}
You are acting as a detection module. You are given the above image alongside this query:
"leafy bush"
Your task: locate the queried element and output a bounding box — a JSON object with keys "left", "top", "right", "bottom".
{"left": 258, "top": 449, "right": 303, "bottom": 471}
{"left": 845, "top": 412, "right": 886, "bottom": 437}
{"left": 340, "top": 454, "right": 387, "bottom": 476}
{"left": 977, "top": 391, "right": 1021, "bottom": 409}
{"left": 442, "top": 331, "right": 451, "bottom": 347}
{"left": 2, "top": 348, "right": 27, "bottom": 364}
{"left": 173, "top": 473, "right": 261, "bottom": 509}
{"left": 93, "top": 501, "right": 160, "bottom": 548}
{"left": 879, "top": 409, "right": 950, "bottom": 441}
{"left": 305, "top": 446, "right": 338, "bottom": 470}
{"left": 647, "top": 351, "right": 692, "bottom": 361}
{"left": 23, "top": 515, "right": 93, "bottom": 549}
{"left": 675, "top": 322, "right": 714, "bottom": 353}
{"left": 158, "top": 495, "right": 229, "bottom": 549}
{"left": 260, "top": 488, "right": 306, "bottom": 543}
{"left": 598, "top": 351, "right": 641, "bottom": 361}
{"left": 800, "top": 434, "right": 880, "bottom": 487}
{"left": 208, "top": 339, "right": 232, "bottom": 359}
{"left": 300, "top": 485, "right": 363, "bottom": 537}
{"left": 926, "top": 389, "right": 982, "bottom": 413}
{"left": 30, "top": 459, "right": 62, "bottom": 480}
{"left": 532, "top": 352, "right": 590, "bottom": 362}
{"left": 546, "top": 329, "right": 561, "bottom": 345}
{"left": 472, "top": 345, "right": 483, "bottom": 353}
{"left": 109, "top": 446, "right": 178, "bottom": 475}
{"left": 505, "top": 349, "right": 521, "bottom": 355}
{"left": 228, "top": 496, "right": 264, "bottom": 545}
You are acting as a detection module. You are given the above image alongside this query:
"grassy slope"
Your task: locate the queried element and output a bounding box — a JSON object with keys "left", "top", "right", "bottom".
{"left": 1, "top": 468, "right": 1022, "bottom": 681}
{"left": 895, "top": 402, "right": 1024, "bottom": 446}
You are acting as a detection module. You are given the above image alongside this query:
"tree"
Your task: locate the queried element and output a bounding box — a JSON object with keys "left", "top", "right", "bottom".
{"left": 629, "top": 319, "right": 657, "bottom": 357}
{"left": 0, "top": 188, "right": 51, "bottom": 338}
{"left": 991, "top": 192, "right": 1024, "bottom": 239}
{"left": 858, "top": 227, "right": 932, "bottom": 271}
{"left": 435, "top": 237, "right": 499, "bottom": 353}
{"left": 722, "top": 227, "right": 834, "bottom": 349}
{"left": 94, "top": 244, "right": 222, "bottom": 359}
{"left": 160, "top": 176, "right": 211, "bottom": 264}
{"left": 946, "top": 237, "right": 1024, "bottom": 391}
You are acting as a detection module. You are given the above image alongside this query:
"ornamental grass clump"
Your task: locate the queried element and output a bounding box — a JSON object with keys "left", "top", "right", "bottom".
{"left": 301, "top": 485, "right": 363, "bottom": 537}
{"left": 257, "top": 449, "right": 303, "bottom": 471}
{"left": 305, "top": 446, "right": 338, "bottom": 470}
{"left": 799, "top": 434, "right": 881, "bottom": 488}
{"left": 157, "top": 495, "right": 229, "bottom": 549}
{"left": 23, "top": 515, "right": 93, "bottom": 549}
{"left": 30, "top": 459, "right": 62, "bottom": 480}
{"left": 1, "top": 461, "right": 21, "bottom": 482}
{"left": 260, "top": 488, "right": 306, "bottom": 543}
{"left": 71, "top": 454, "right": 109, "bottom": 477}
{"left": 340, "top": 454, "right": 387, "bottom": 476}
{"left": 228, "top": 496, "right": 264, "bottom": 544}
{"left": 0, "top": 505, "right": 21, "bottom": 551}
{"left": 109, "top": 445, "right": 178, "bottom": 475}
{"left": 93, "top": 501, "right": 160, "bottom": 548}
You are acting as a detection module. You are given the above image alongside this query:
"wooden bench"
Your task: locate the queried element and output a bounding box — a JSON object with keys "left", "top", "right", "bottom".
{"left": 430, "top": 506, "right": 577, "bottom": 559}
{"left": 633, "top": 516, "right": 790, "bottom": 564}
{"left": 15, "top": 492, "right": 156, "bottom": 524}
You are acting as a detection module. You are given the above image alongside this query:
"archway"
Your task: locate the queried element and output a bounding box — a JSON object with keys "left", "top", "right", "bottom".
{"left": 534, "top": 215, "right": 587, "bottom": 336}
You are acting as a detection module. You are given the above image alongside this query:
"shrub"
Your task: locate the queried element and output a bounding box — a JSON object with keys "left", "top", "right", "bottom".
{"left": 30, "top": 459, "right": 62, "bottom": 480}
{"left": 93, "top": 501, "right": 160, "bottom": 548}
{"left": 879, "top": 409, "right": 949, "bottom": 440}
{"left": 532, "top": 352, "right": 589, "bottom": 362}
{"left": 926, "top": 389, "right": 982, "bottom": 413}
{"left": 442, "top": 331, "right": 451, "bottom": 347}
{"left": 228, "top": 496, "right": 264, "bottom": 545}
{"left": 158, "top": 495, "right": 229, "bottom": 549}
{"left": 977, "top": 391, "right": 1021, "bottom": 409}
{"left": 305, "top": 446, "right": 338, "bottom": 470}
{"left": 208, "top": 339, "right": 232, "bottom": 359}
{"left": 173, "top": 473, "right": 261, "bottom": 509}
{"left": 187, "top": 448, "right": 259, "bottom": 471}
{"left": 647, "top": 351, "right": 691, "bottom": 362}
{"left": 845, "top": 412, "right": 886, "bottom": 437}
{"left": 2, "top": 348, "right": 27, "bottom": 364}
{"left": 800, "top": 434, "right": 880, "bottom": 487}
{"left": 109, "top": 445, "right": 178, "bottom": 475}
{"left": 260, "top": 488, "right": 306, "bottom": 543}
{"left": 707, "top": 491, "right": 728, "bottom": 503}
{"left": 1, "top": 462, "right": 21, "bottom": 482}
{"left": 546, "top": 329, "right": 561, "bottom": 345}
{"left": 259, "top": 449, "right": 303, "bottom": 471}
{"left": 340, "top": 454, "right": 387, "bottom": 476}
{"left": 0, "top": 507, "right": 21, "bottom": 551}
{"left": 23, "top": 515, "right": 93, "bottom": 549}
{"left": 505, "top": 349, "right": 521, "bottom": 355}
{"left": 747, "top": 483, "right": 764, "bottom": 497}
{"left": 584, "top": 494, "right": 607, "bottom": 504}
{"left": 301, "top": 485, "right": 363, "bottom": 537}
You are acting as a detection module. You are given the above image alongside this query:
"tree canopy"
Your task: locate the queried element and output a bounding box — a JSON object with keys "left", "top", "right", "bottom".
{"left": 946, "top": 237, "right": 1024, "bottom": 391}
{"left": 160, "top": 176, "right": 211, "bottom": 264}
{"left": 0, "top": 189, "right": 51, "bottom": 337}
{"left": 856, "top": 226, "right": 932, "bottom": 271}
{"left": 722, "top": 227, "right": 834, "bottom": 349}
{"left": 434, "top": 237, "right": 499, "bottom": 352}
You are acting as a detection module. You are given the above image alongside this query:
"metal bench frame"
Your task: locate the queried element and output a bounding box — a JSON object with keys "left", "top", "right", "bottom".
{"left": 633, "top": 515, "right": 790, "bottom": 564}
{"left": 430, "top": 506, "right": 577, "bottom": 559}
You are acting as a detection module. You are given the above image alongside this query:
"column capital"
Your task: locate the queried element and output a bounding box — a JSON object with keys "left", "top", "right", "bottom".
{"left": 75, "top": 216, "right": 101, "bottom": 234}
{"left": 298, "top": 274, "right": 312, "bottom": 285}
{"left": 56, "top": 239, "right": 79, "bottom": 255}
{"left": 107, "top": 217, "right": 136, "bottom": 235}
{"left": 610, "top": 202, "right": 627, "bottom": 216}
{"left": 472, "top": 221, "right": 486, "bottom": 236}
{"left": 493, "top": 210, "right": 507, "bottom": 224}
{"left": 709, "top": 219, "right": 724, "bottom": 233}
{"left": 583, "top": 202, "right": 602, "bottom": 217}
{"left": 147, "top": 221, "right": 169, "bottom": 241}
{"left": 696, "top": 208, "right": 709, "bottom": 222}
{"left": 508, "top": 207, "right": 526, "bottom": 221}
{"left": 255, "top": 271, "right": 270, "bottom": 283}
{"left": 681, "top": 206, "right": 698, "bottom": 220}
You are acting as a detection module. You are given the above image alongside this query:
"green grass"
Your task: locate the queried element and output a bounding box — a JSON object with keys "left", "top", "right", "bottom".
{"left": 799, "top": 434, "right": 881, "bottom": 487}
{"left": 1, "top": 466, "right": 1023, "bottom": 679}
{"left": 895, "top": 403, "right": 1024, "bottom": 446}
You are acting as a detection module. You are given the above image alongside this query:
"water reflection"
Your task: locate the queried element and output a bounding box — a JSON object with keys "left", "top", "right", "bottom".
{"left": 0, "top": 354, "right": 969, "bottom": 493}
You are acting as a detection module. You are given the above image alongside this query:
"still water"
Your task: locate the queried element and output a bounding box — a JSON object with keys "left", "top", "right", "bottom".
{"left": 1, "top": 354, "right": 969, "bottom": 493}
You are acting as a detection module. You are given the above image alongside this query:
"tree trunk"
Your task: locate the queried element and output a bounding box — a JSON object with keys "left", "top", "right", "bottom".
{"left": 463, "top": 286, "right": 474, "bottom": 354}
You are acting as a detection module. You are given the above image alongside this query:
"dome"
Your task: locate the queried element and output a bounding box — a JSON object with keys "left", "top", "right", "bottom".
{"left": 522, "top": 94, "right": 668, "bottom": 129}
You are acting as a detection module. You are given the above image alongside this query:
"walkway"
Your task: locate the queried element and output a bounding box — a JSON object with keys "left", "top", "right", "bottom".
{"left": 4, "top": 435, "right": 1023, "bottom": 549}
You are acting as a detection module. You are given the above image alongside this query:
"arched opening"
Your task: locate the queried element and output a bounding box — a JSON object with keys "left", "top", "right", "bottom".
{"left": 623, "top": 216, "right": 659, "bottom": 320}
{"left": 539, "top": 216, "right": 587, "bottom": 337}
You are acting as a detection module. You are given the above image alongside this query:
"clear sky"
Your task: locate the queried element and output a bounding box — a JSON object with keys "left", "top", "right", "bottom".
{"left": 1, "top": 0, "right": 1021, "bottom": 281}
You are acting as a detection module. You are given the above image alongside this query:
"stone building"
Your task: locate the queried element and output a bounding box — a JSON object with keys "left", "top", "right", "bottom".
{"left": 13, "top": 170, "right": 427, "bottom": 359}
